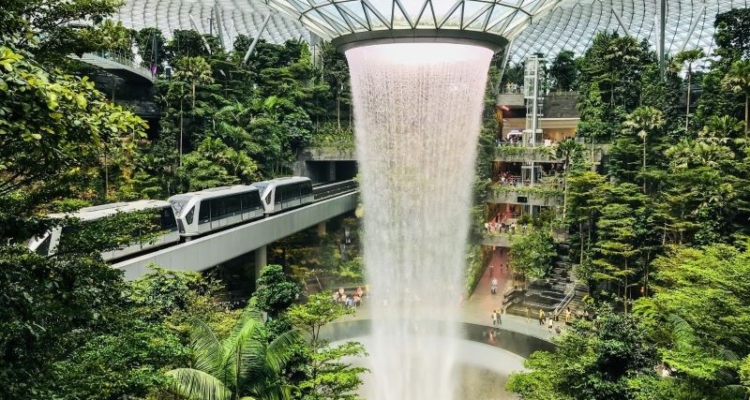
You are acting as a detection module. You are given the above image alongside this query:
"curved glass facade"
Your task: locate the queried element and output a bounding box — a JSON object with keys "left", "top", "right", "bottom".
{"left": 114, "top": 0, "right": 310, "bottom": 46}
{"left": 114, "top": 0, "right": 744, "bottom": 62}
{"left": 511, "top": 0, "right": 744, "bottom": 62}
{"left": 265, "top": 0, "right": 558, "bottom": 41}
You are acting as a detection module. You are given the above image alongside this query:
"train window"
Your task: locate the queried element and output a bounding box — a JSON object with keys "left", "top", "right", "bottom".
{"left": 210, "top": 199, "right": 224, "bottom": 219}
{"left": 301, "top": 181, "right": 313, "bottom": 196}
{"left": 281, "top": 184, "right": 298, "bottom": 201}
{"left": 241, "top": 193, "right": 260, "bottom": 211}
{"left": 185, "top": 206, "right": 195, "bottom": 224}
{"left": 161, "top": 207, "right": 177, "bottom": 231}
{"left": 35, "top": 234, "right": 52, "bottom": 255}
{"left": 226, "top": 195, "right": 241, "bottom": 215}
{"left": 286, "top": 183, "right": 299, "bottom": 199}
{"left": 273, "top": 186, "right": 286, "bottom": 203}
{"left": 198, "top": 201, "right": 210, "bottom": 223}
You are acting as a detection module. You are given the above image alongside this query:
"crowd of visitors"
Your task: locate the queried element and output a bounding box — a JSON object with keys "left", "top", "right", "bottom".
{"left": 332, "top": 285, "right": 367, "bottom": 308}
{"left": 484, "top": 220, "right": 528, "bottom": 235}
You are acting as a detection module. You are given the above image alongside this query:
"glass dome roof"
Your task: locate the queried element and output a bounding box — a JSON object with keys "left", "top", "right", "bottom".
{"left": 509, "top": 0, "right": 743, "bottom": 63}
{"left": 114, "top": 0, "right": 310, "bottom": 47}
{"left": 113, "top": 0, "right": 743, "bottom": 63}
{"left": 264, "top": 0, "right": 559, "bottom": 42}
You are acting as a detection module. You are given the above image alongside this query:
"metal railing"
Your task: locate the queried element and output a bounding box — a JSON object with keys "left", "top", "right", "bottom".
{"left": 313, "top": 179, "right": 358, "bottom": 201}
{"left": 73, "top": 50, "right": 154, "bottom": 82}
{"left": 553, "top": 285, "right": 577, "bottom": 318}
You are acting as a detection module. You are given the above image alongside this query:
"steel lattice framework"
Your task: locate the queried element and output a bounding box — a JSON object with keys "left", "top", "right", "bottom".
{"left": 114, "top": 0, "right": 310, "bottom": 47}
{"left": 511, "top": 0, "right": 746, "bottom": 63}
{"left": 264, "top": 0, "right": 559, "bottom": 42}
{"left": 114, "top": 0, "right": 745, "bottom": 61}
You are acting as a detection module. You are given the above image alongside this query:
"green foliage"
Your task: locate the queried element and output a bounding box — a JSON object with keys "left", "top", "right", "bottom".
{"left": 0, "top": 0, "right": 125, "bottom": 63}
{"left": 722, "top": 59, "right": 750, "bottom": 133}
{"left": 134, "top": 27, "right": 168, "bottom": 71}
{"left": 549, "top": 50, "right": 579, "bottom": 91}
{"left": 167, "top": 307, "right": 300, "bottom": 400}
{"left": 622, "top": 106, "right": 665, "bottom": 192}
{"left": 0, "top": 244, "right": 124, "bottom": 399}
{"left": 509, "top": 228, "right": 557, "bottom": 280}
{"left": 465, "top": 244, "right": 491, "bottom": 294}
{"left": 0, "top": 45, "right": 146, "bottom": 238}
{"left": 288, "top": 293, "right": 367, "bottom": 400}
{"left": 255, "top": 265, "right": 301, "bottom": 317}
{"left": 633, "top": 245, "right": 750, "bottom": 396}
{"left": 309, "top": 123, "right": 355, "bottom": 150}
{"left": 507, "top": 307, "right": 656, "bottom": 400}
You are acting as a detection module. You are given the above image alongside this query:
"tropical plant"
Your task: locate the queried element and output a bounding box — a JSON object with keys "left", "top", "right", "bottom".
{"left": 509, "top": 228, "right": 557, "bottom": 281}
{"left": 507, "top": 307, "right": 657, "bottom": 400}
{"left": 0, "top": 0, "right": 124, "bottom": 63}
{"left": 722, "top": 59, "right": 750, "bottom": 137}
{"left": 174, "top": 56, "right": 215, "bottom": 109}
{"left": 556, "top": 138, "right": 586, "bottom": 220}
{"left": 549, "top": 50, "right": 578, "bottom": 91}
{"left": 673, "top": 49, "right": 705, "bottom": 132}
{"left": 288, "top": 293, "right": 367, "bottom": 400}
{"left": 622, "top": 106, "right": 665, "bottom": 193}
{"left": 166, "top": 307, "right": 300, "bottom": 400}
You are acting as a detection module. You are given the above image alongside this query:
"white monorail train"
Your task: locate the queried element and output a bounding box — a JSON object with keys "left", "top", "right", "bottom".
{"left": 28, "top": 176, "right": 323, "bottom": 261}
{"left": 27, "top": 200, "right": 180, "bottom": 262}
{"left": 168, "top": 177, "right": 315, "bottom": 236}
{"left": 168, "top": 185, "right": 265, "bottom": 237}
{"left": 254, "top": 176, "right": 315, "bottom": 214}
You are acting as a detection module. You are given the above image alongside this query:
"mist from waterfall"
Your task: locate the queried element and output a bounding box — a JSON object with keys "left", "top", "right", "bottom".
{"left": 345, "top": 43, "right": 493, "bottom": 400}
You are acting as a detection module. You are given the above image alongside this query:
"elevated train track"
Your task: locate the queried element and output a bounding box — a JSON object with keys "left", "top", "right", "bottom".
{"left": 113, "top": 180, "right": 358, "bottom": 280}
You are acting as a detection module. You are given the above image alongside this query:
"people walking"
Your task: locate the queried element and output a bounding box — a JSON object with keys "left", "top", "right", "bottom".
{"left": 539, "top": 309, "right": 546, "bottom": 326}
{"left": 489, "top": 264, "right": 494, "bottom": 277}
{"left": 491, "top": 277, "right": 498, "bottom": 295}
{"left": 491, "top": 310, "right": 497, "bottom": 326}
{"left": 495, "top": 308, "right": 502, "bottom": 325}
{"left": 565, "top": 307, "right": 571, "bottom": 323}
{"left": 525, "top": 306, "right": 530, "bottom": 322}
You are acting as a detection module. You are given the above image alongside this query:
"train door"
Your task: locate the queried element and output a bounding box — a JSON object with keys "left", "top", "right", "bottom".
{"left": 275, "top": 186, "right": 284, "bottom": 211}
{"left": 197, "top": 201, "right": 211, "bottom": 235}
{"left": 210, "top": 198, "right": 227, "bottom": 229}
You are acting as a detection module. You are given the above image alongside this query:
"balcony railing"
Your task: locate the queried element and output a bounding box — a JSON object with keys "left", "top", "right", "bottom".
{"left": 487, "top": 174, "right": 563, "bottom": 204}
{"left": 481, "top": 227, "right": 569, "bottom": 247}
{"left": 495, "top": 142, "right": 559, "bottom": 161}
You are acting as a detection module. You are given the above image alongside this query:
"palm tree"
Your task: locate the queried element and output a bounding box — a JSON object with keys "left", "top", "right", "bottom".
{"left": 167, "top": 308, "right": 299, "bottom": 400}
{"left": 722, "top": 59, "right": 750, "bottom": 138}
{"left": 623, "top": 106, "right": 665, "bottom": 193}
{"left": 673, "top": 49, "right": 705, "bottom": 133}
{"left": 174, "top": 56, "right": 215, "bottom": 109}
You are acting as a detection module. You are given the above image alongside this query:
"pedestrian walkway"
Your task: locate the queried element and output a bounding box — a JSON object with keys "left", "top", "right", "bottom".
{"left": 337, "top": 248, "right": 556, "bottom": 342}
{"left": 464, "top": 247, "right": 556, "bottom": 341}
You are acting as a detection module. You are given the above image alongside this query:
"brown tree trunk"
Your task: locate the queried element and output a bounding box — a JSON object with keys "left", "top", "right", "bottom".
{"left": 180, "top": 100, "right": 184, "bottom": 167}
{"left": 642, "top": 135, "right": 647, "bottom": 193}
{"left": 685, "top": 69, "right": 691, "bottom": 133}
{"left": 579, "top": 221, "right": 584, "bottom": 266}
{"left": 623, "top": 260, "right": 628, "bottom": 313}
{"left": 745, "top": 94, "right": 749, "bottom": 140}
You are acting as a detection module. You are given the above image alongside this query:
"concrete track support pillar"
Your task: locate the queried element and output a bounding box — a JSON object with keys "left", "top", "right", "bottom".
{"left": 317, "top": 221, "right": 327, "bottom": 237}
{"left": 255, "top": 245, "right": 267, "bottom": 281}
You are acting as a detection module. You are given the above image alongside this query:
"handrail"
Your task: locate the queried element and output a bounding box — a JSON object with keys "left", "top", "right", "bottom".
{"left": 71, "top": 50, "right": 154, "bottom": 83}
{"left": 553, "top": 285, "right": 576, "bottom": 317}
{"left": 313, "top": 180, "right": 357, "bottom": 201}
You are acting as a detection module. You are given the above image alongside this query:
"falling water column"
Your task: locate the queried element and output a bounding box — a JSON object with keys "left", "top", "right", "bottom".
{"left": 345, "top": 43, "right": 493, "bottom": 400}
